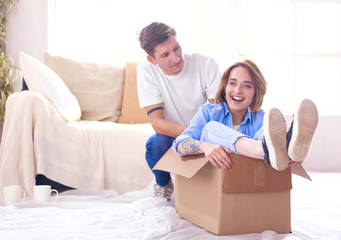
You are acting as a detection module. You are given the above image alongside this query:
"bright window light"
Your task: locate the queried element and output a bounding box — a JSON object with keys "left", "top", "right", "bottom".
{"left": 243, "top": 1, "right": 294, "bottom": 55}
{"left": 297, "top": 57, "right": 341, "bottom": 112}
{"left": 49, "top": 0, "right": 341, "bottom": 115}
{"left": 297, "top": 3, "right": 341, "bottom": 53}
{"left": 50, "top": 0, "right": 200, "bottom": 62}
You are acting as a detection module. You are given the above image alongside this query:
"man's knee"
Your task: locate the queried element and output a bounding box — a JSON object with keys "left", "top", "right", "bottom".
{"left": 146, "top": 134, "right": 174, "bottom": 156}
{"left": 147, "top": 134, "right": 173, "bottom": 147}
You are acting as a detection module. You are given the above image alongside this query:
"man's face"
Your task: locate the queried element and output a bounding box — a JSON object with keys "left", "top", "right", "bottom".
{"left": 147, "top": 35, "right": 184, "bottom": 75}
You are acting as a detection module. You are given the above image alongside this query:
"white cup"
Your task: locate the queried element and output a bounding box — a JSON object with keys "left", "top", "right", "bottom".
{"left": 34, "top": 185, "right": 59, "bottom": 203}
{"left": 3, "top": 185, "right": 26, "bottom": 206}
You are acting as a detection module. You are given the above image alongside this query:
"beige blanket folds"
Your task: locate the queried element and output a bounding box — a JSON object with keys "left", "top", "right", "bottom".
{"left": 0, "top": 91, "right": 154, "bottom": 198}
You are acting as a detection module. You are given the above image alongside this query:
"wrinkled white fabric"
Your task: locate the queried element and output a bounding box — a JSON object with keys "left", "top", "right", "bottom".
{"left": 0, "top": 172, "right": 340, "bottom": 240}
{"left": 0, "top": 91, "right": 154, "bottom": 197}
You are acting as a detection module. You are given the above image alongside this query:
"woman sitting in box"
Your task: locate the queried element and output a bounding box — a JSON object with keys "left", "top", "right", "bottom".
{"left": 172, "top": 57, "right": 318, "bottom": 171}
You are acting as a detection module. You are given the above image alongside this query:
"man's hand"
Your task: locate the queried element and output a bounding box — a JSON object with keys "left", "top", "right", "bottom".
{"left": 200, "top": 142, "right": 233, "bottom": 169}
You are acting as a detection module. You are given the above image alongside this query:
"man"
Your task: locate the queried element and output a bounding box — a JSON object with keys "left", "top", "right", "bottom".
{"left": 137, "top": 22, "right": 221, "bottom": 201}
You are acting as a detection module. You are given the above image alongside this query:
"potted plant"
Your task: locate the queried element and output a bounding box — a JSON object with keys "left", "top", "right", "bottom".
{"left": 0, "top": 0, "right": 17, "bottom": 123}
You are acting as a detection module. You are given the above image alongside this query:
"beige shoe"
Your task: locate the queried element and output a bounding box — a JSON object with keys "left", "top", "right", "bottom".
{"left": 153, "top": 180, "right": 173, "bottom": 201}
{"left": 262, "top": 108, "right": 290, "bottom": 171}
{"left": 287, "top": 99, "right": 318, "bottom": 162}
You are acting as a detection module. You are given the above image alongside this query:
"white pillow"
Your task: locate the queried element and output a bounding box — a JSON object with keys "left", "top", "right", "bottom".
{"left": 19, "top": 52, "right": 81, "bottom": 121}
{"left": 44, "top": 52, "right": 125, "bottom": 122}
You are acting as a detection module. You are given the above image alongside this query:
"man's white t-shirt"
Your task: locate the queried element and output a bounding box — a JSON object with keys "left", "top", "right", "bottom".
{"left": 137, "top": 53, "right": 221, "bottom": 126}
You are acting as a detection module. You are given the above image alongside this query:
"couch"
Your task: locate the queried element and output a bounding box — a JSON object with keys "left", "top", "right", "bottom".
{"left": 0, "top": 52, "right": 155, "bottom": 198}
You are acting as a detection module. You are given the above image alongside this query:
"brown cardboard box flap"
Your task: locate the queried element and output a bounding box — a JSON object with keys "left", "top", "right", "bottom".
{"left": 153, "top": 149, "right": 208, "bottom": 178}
{"left": 222, "top": 154, "right": 292, "bottom": 193}
{"left": 154, "top": 149, "right": 292, "bottom": 193}
{"left": 291, "top": 165, "right": 311, "bottom": 181}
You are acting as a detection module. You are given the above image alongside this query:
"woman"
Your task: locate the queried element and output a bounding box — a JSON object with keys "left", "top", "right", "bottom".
{"left": 172, "top": 58, "right": 318, "bottom": 171}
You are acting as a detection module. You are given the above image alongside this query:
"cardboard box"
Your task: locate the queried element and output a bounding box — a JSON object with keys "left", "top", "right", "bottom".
{"left": 154, "top": 149, "right": 310, "bottom": 236}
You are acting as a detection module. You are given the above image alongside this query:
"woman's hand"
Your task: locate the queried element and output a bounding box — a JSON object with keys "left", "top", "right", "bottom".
{"left": 200, "top": 142, "right": 233, "bottom": 169}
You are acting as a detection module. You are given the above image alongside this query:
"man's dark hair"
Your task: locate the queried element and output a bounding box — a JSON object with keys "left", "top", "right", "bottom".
{"left": 138, "top": 22, "right": 177, "bottom": 57}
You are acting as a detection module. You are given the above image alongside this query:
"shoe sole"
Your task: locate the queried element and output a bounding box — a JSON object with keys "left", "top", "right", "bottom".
{"left": 263, "top": 108, "right": 289, "bottom": 171}
{"left": 288, "top": 99, "right": 318, "bottom": 162}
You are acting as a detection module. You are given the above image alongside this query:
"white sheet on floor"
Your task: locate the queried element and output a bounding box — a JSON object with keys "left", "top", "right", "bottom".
{"left": 0, "top": 172, "right": 340, "bottom": 240}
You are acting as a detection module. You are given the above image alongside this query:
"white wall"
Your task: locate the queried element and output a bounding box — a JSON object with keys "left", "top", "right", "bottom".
{"left": 5, "top": 0, "right": 48, "bottom": 91}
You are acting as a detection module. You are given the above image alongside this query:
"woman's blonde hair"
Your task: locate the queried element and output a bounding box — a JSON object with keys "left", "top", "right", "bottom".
{"left": 215, "top": 58, "right": 267, "bottom": 111}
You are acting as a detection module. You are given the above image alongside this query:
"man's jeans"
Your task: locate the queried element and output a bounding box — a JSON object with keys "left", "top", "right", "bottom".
{"left": 145, "top": 134, "right": 175, "bottom": 186}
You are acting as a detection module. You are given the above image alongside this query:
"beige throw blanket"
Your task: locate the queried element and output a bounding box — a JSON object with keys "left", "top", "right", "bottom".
{"left": 0, "top": 91, "right": 154, "bottom": 198}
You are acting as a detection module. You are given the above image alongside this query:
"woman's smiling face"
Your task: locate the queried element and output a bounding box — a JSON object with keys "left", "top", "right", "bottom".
{"left": 225, "top": 66, "right": 256, "bottom": 117}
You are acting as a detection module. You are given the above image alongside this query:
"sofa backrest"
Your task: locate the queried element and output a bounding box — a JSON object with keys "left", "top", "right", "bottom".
{"left": 118, "top": 62, "right": 149, "bottom": 124}
{"left": 44, "top": 52, "right": 125, "bottom": 122}
{"left": 44, "top": 52, "right": 149, "bottom": 124}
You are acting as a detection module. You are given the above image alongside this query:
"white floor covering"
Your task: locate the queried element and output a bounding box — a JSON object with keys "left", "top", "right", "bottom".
{"left": 0, "top": 172, "right": 340, "bottom": 240}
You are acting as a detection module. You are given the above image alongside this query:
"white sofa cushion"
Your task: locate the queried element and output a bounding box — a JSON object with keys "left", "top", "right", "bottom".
{"left": 44, "top": 52, "right": 125, "bottom": 122}
{"left": 19, "top": 52, "right": 81, "bottom": 121}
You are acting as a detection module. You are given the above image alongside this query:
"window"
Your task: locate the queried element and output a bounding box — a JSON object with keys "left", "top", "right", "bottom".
{"left": 48, "top": 0, "right": 200, "bottom": 62}
{"left": 240, "top": 0, "right": 341, "bottom": 115}
{"left": 49, "top": 0, "right": 341, "bottom": 115}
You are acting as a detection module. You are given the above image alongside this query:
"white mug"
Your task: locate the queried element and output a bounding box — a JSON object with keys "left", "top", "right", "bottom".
{"left": 34, "top": 185, "right": 59, "bottom": 203}
{"left": 3, "top": 185, "right": 26, "bottom": 206}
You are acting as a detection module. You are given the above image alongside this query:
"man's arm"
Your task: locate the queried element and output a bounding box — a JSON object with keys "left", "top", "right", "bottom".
{"left": 145, "top": 103, "right": 187, "bottom": 138}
